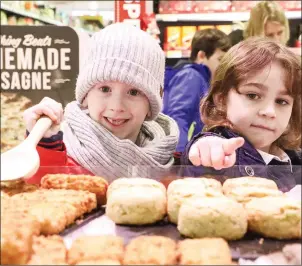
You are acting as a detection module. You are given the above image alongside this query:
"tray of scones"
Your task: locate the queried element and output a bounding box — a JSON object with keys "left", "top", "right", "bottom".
{"left": 1, "top": 172, "right": 301, "bottom": 265}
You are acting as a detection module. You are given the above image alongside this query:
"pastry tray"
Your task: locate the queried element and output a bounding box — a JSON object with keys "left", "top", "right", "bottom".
{"left": 60, "top": 207, "right": 300, "bottom": 260}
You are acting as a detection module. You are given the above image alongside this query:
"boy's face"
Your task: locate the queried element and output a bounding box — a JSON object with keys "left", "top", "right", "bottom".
{"left": 225, "top": 61, "right": 293, "bottom": 153}
{"left": 84, "top": 81, "right": 150, "bottom": 142}
{"left": 202, "top": 48, "right": 226, "bottom": 76}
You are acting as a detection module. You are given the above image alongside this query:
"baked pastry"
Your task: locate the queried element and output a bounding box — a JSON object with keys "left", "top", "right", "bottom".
{"left": 107, "top": 177, "right": 166, "bottom": 198}
{"left": 178, "top": 238, "right": 232, "bottom": 265}
{"left": 106, "top": 186, "right": 166, "bottom": 225}
{"left": 167, "top": 178, "right": 223, "bottom": 224}
{"left": 123, "top": 236, "right": 177, "bottom": 265}
{"left": 224, "top": 186, "right": 284, "bottom": 204}
{"left": 178, "top": 197, "right": 247, "bottom": 240}
{"left": 106, "top": 178, "right": 167, "bottom": 225}
{"left": 67, "top": 236, "right": 124, "bottom": 265}
{"left": 222, "top": 177, "right": 282, "bottom": 204}
{"left": 1, "top": 212, "right": 40, "bottom": 265}
{"left": 223, "top": 177, "right": 278, "bottom": 193}
{"left": 245, "top": 196, "right": 301, "bottom": 239}
{"left": 41, "top": 174, "right": 108, "bottom": 205}
{"left": 27, "top": 235, "right": 67, "bottom": 265}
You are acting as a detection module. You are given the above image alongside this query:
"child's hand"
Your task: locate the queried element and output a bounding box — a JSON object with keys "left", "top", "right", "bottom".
{"left": 23, "top": 97, "right": 64, "bottom": 138}
{"left": 189, "top": 137, "right": 245, "bottom": 170}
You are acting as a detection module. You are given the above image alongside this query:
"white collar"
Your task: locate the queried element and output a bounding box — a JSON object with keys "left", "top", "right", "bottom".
{"left": 257, "top": 149, "right": 292, "bottom": 171}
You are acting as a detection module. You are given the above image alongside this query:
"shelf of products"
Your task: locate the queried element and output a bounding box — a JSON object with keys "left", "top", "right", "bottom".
{"left": 156, "top": 10, "right": 301, "bottom": 22}
{"left": 1, "top": 2, "right": 64, "bottom": 26}
{"left": 0, "top": 2, "right": 100, "bottom": 36}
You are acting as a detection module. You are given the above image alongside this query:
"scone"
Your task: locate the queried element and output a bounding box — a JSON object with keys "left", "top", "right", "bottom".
{"left": 67, "top": 236, "right": 124, "bottom": 265}
{"left": 41, "top": 174, "right": 108, "bottom": 205}
{"left": 178, "top": 197, "right": 247, "bottom": 240}
{"left": 123, "top": 236, "right": 177, "bottom": 265}
{"left": 245, "top": 196, "right": 301, "bottom": 239}
{"left": 223, "top": 177, "right": 282, "bottom": 204}
{"left": 223, "top": 177, "right": 278, "bottom": 193}
{"left": 178, "top": 238, "right": 232, "bottom": 265}
{"left": 167, "top": 178, "right": 223, "bottom": 224}
{"left": 106, "top": 178, "right": 167, "bottom": 225}
{"left": 107, "top": 177, "right": 166, "bottom": 198}
{"left": 224, "top": 186, "right": 284, "bottom": 204}
{"left": 106, "top": 186, "right": 166, "bottom": 225}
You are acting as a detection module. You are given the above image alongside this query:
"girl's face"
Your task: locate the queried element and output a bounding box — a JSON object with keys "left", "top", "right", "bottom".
{"left": 225, "top": 61, "right": 293, "bottom": 153}
{"left": 84, "top": 81, "right": 150, "bottom": 143}
{"left": 264, "top": 21, "right": 285, "bottom": 44}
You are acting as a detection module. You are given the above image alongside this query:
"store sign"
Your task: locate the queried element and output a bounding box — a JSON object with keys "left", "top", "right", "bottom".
{"left": 0, "top": 26, "right": 79, "bottom": 106}
{"left": 115, "top": 0, "right": 146, "bottom": 28}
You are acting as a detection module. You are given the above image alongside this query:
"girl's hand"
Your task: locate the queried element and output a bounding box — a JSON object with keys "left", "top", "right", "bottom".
{"left": 189, "top": 136, "right": 245, "bottom": 170}
{"left": 23, "top": 97, "right": 64, "bottom": 138}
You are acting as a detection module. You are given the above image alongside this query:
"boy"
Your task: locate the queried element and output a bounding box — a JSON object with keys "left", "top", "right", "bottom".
{"left": 162, "top": 29, "right": 231, "bottom": 163}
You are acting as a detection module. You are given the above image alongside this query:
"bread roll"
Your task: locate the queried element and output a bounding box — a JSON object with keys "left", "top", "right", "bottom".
{"left": 167, "top": 178, "right": 223, "bottom": 224}
{"left": 106, "top": 186, "right": 166, "bottom": 225}
{"left": 107, "top": 177, "right": 166, "bottom": 198}
{"left": 178, "top": 197, "right": 247, "bottom": 240}
{"left": 223, "top": 177, "right": 278, "bottom": 193}
{"left": 223, "top": 177, "right": 282, "bottom": 204}
{"left": 245, "top": 196, "right": 301, "bottom": 239}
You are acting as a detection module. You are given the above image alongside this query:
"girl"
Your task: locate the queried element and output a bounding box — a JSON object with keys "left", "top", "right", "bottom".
{"left": 23, "top": 23, "right": 179, "bottom": 182}
{"left": 244, "top": 1, "right": 290, "bottom": 45}
{"left": 182, "top": 37, "right": 301, "bottom": 191}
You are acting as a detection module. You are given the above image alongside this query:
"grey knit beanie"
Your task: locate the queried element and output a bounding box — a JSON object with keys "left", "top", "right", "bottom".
{"left": 75, "top": 23, "right": 165, "bottom": 120}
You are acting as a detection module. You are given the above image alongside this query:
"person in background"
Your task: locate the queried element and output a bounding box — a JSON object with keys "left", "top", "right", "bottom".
{"left": 182, "top": 37, "right": 301, "bottom": 192}
{"left": 244, "top": 1, "right": 290, "bottom": 45}
{"left": 22, "top": 23, "right": 179, "bottom": 182}
{"left": 162, "top": 29, "right": 231, "bottom": 164}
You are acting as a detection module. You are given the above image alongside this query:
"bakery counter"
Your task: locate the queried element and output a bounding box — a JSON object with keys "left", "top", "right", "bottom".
{"left": 1, "top": 165, "right": 301, "bottom": 265}
{"left": 60, "top": 207, "right": 300, "bottom": 261}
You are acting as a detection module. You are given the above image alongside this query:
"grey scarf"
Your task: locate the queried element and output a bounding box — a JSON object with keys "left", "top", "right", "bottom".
{"left": 63, "top": 101, "right": 179, "bottom": 179}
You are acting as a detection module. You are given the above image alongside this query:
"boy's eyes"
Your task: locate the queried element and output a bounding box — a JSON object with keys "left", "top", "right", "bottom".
{"left": 98, "top": 86, "right": 140, "bottom": 96}
{"left": 128, "top": 89, "right": 140, "bottom": 96}
{"left": 100, "top": 86, "right": 111, "bottom": 93}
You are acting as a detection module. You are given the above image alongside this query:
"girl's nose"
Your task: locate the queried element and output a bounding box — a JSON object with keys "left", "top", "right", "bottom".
{"left": 258, "top": 102, "right": 276, "bottom": 118}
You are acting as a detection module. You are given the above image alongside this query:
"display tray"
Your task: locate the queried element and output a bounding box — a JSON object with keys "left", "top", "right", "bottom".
{"left": 60, "top": 207, "right": 300, "bottom": 261}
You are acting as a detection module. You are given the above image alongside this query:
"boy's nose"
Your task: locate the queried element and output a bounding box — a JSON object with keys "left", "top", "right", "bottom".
{"left": 108, "top": 96, "right": 125, "bottom": 112}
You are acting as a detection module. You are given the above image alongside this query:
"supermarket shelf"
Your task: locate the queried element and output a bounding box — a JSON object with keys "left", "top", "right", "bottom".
{"left": 1, "top": 2, "right": 64, "bottom": 26}
{"left": 156, "top": 10, "right": 301, "bottom": 22}
{"left": 165, "top": 50, "right": 190, "bottom": 58}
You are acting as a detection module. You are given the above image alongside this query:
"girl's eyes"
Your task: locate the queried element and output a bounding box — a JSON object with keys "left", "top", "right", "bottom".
{"left": 276, "top": 99, "right": 289, "bottom": 105}
{"left": 100, "top": 86, "right": 111, "bottom": 93}
{"left": 246, "top": 93, "right": 260, "bottom": 100}
{"left": 128, "top": 89, "right": 140, "bottom": 96}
